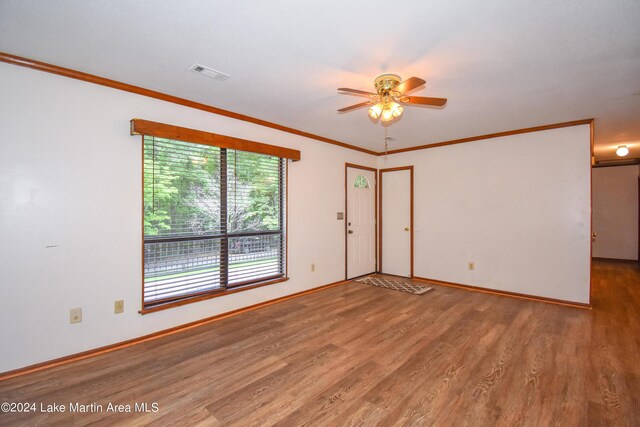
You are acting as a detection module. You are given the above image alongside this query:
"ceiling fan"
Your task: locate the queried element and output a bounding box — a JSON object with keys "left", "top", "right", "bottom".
{"left": 337, "top": 74, "right": 447, "bottom": 122}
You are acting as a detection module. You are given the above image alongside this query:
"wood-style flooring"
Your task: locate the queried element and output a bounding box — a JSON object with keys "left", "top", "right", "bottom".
{"left": 1, "top": 260, "right": 639, "bottom": 426}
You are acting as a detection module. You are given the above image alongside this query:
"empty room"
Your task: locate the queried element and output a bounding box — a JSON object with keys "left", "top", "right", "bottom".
{"left": 1, "top": 1, "right": 639, "bottom": 425}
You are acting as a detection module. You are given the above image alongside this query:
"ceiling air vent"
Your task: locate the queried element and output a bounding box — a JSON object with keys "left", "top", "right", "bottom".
{"left": 190, "top": 63, "right": 230, "bottom": 81}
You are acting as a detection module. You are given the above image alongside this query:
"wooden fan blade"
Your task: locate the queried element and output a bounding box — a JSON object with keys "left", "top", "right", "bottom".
{"left": 338, "top": 101, "right": 373, "bottom": 112}
{"left": 401, "top": 96, "right": 447, "bottom": 106}
{"left": 396, "top": 77, "right": 426, "bottom": 94}
{"left": 338, "top": 88, "right": 376, "bottom": 97}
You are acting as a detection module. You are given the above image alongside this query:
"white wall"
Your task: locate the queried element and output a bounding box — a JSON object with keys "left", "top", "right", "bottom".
{"left": 0, "top": 60, "right": 593, "bottom": 373}
{"left": 378, "top": 125, "right": 592, "bottom": 304}
{"left": 592, "top": 165, "right": 639, "bottom": 260}
{"left": 0, "top": 62, "right": 376, "bottom": 372}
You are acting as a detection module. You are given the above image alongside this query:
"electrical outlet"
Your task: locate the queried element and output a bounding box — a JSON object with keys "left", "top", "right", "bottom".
{"left": 70, "top": 307, "right": 82, "bottom": 324}
{"left": 468, "top": 262, "right": 475, "bottom": 271}
{"left": 311, "top": 263, "right": 315, "bottom": 272}
{"left": 114, "top": 300, "right": 124, "bottom": 314}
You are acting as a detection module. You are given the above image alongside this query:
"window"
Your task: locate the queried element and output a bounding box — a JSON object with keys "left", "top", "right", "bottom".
{"left": 143, "top": 136, "right": 286, "bottom": 309}
{"left": 353, "top": 175, "right": 370, "bottom": 188}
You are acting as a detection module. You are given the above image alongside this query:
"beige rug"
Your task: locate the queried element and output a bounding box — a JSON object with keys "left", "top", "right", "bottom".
{"left": 354, "top": 277, "right": 434, "bottom": 295}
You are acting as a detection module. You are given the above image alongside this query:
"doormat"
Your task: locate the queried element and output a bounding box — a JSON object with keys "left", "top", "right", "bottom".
{"left": 354, "top": 277, "right": 434, "bottom": 295}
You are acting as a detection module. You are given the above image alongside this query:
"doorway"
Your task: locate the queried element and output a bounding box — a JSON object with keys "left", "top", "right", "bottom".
{"left": 346, "top": 164, "right": 377, "bottom": 279}
{"left": 380, "top": 166, "right": 413, "bottom": 277}
{"left": 591, "top": 164, "right": 639, "bottom": 261}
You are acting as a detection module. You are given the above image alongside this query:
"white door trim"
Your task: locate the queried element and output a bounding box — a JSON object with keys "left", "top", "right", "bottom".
{"left": 379, "top": 166, "right": 414, "bottom": 277}
{"left": 345, "top": 163, "right": 378, "bottom": 279}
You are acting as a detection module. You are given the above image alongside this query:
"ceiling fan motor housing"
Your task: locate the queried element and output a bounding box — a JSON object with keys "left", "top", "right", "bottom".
{"left": 374, "top": 74, "right": 401, "bottom": 98}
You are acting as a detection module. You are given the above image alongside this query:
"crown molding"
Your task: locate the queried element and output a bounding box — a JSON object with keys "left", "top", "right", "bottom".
{"left": 1, "top": 52, "right": 595, "bottom": 158}
{"left": 377, "top": 118, "right": 594, "bottom": 156}
{"left": 0, "top": 51, "right": 377, "bottom": 156}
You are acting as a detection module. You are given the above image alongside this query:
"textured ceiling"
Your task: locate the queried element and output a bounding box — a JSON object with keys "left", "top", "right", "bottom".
{"left": 1, "top": 0, "right": 639, "bottom": 159}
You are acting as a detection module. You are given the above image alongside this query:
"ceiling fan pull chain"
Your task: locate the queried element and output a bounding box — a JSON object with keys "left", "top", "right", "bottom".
{"left": 384, "top": 127, "right": 389, "bottom": 156}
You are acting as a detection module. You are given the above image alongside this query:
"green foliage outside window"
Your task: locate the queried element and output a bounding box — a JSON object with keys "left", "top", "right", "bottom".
{"left": 143, "top": 137, "right": 280, "bottom": 237}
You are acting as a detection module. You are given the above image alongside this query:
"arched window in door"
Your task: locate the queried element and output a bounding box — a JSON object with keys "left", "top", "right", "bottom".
{"left": 353, "top": 175, "right": 370, "bottom": 188}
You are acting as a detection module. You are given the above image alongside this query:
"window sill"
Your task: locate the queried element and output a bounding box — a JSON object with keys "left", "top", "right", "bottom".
{"left": 139, "top": 276, "right": 289, "bottom": 315}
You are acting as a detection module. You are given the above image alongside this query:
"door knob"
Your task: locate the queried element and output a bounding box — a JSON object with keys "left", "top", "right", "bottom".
{"left": 592, "top": 232, "right": 597, "bottom": 240}
{"left": 348, "top": 230, "right": 354, "bottom": 234}
{"left": 404, "top": 227, "right": 410, "bottom": 231}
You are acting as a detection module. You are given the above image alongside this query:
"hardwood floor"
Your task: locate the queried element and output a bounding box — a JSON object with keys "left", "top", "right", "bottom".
{"left": 1, "top": 260, "right": 639, "bottom": 426}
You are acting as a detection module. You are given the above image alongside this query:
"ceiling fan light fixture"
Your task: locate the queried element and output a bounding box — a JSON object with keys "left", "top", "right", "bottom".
{"left": 616, "top": 145, "right": 629, "bottom": 157}
{"left": 368, "top": 103, "right": 383, "bottom": 119}
{"left": 381, "top": 106, "right": 394, "bottom": 122}
{"left": 390, "top": 102, "right": 404, "bottom": 118}
{"left": 372, "top": 102, "right": 404, "bottom": 122}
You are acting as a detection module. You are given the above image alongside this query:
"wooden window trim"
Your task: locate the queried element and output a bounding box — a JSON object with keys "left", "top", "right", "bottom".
{"left": 139, "top": 276, "right": 289, "bottom": 315}
{"left": 139, "top": 128, "right": 290, "bottom": 314}
{"left": 131, "top": 119, "right": 301, "bottom": 161}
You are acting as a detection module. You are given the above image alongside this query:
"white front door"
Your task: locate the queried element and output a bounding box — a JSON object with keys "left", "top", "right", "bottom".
{"left": 381, "top": 168, "right": 412, "bottom": 277}
{"left": 347, "top": 167, "right": 376, "bottom": 279}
